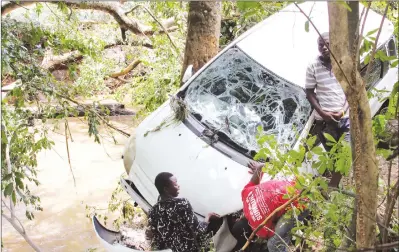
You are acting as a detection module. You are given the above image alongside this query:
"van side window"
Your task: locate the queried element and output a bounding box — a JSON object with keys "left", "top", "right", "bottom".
{"left": 360, "top": 52, "right": 383, "bottom": 89}
{"left": 361, "top": 38, "right": 396, "bottom": 89}
{"left": 387, "top": 38, "right": 396, "bottom": 57}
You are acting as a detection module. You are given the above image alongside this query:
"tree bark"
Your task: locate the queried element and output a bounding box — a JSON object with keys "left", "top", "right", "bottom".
{"left": 328, "top": 2, "right": 378, "bottom": 249}
{"left": 181, "top": 1, "right": 221, "bottom": 84}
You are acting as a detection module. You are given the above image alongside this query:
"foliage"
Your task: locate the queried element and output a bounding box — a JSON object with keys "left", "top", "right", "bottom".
{"left": 127, "top": 32, "right": 184, "bottom": 117}
{"left": 0, "top": 3, "right": 122, "bottom": 243}
{"left": 85, "top": 180, "right": 145, "bottom": 229}
{"left": 254, "top": 129, "right": 355, "bottom": 250}
{"left": 220, "top": 1, "right": 287, "bottom": 46}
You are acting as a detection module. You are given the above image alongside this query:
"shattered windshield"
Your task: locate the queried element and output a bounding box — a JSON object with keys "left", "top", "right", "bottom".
{"left": 185, "top": 47, "right": 311, "bottom": 152}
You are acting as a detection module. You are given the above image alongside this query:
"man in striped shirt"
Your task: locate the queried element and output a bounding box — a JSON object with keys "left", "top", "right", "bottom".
{"left": 305, "top": 32, "right": 350, "bottom": 188}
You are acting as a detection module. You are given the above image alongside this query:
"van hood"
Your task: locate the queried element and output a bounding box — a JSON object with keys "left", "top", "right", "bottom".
{"left": 129, "top": 101, "right": 286, "bottom": 217}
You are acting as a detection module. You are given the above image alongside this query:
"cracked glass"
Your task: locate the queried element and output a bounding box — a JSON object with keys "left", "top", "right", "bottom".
{"left": 185, "top": 47, "right": 312, "bottom": 152}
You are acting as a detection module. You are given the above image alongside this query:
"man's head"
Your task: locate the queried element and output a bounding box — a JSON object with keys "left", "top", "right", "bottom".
{"left": 318, "top": 32, "right": 330, "bottom": 60}
{"left": 155, "top": 172, "right": 180, "bottom": 198}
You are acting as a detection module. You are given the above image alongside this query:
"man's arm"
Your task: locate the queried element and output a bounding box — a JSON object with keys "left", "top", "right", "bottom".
{"left": 248, "top": 161, "right": 264, "bottom": 185}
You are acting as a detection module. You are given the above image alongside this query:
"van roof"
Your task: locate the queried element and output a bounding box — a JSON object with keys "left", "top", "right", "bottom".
{"left": 236, "top": 2, "right": 395, "bottom": 88}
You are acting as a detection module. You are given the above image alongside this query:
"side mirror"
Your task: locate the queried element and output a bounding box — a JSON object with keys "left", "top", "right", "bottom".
{"left": 182, "top": 65, "right": 193, "bottom": 83}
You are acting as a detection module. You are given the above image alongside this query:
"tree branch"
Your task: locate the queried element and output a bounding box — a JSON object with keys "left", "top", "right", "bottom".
{"left": 240, "top": 191, "right": 303, "bottom": 251}
{"left": 382, "top": 179, "right": 399, "bottom": 247}
{"left": 63, "top": 1, "right": 148, "bottom": 35}
{"left": 109, "top": 59, "right": 141, "bottom": 78}
{"left": 36, "top": 87, "right": 131, "bottom": 137}
{"left": 1, "top": 212, "right": 42, "bottom": 251}
{"left": 1, "top": 1, "right": 35, "bottom": 16}
{"left": 263, "top": 223, "right": 294, "bottom": 252}
{"left": 364, "top": 4, "right": 389, "bottom": 78}
{"left": 356, "top": 2, "right": 371, "bottom": 65}
{"left": 129, "top": 4, "right": 180, "bottom": 54}
{"left": 3, "top": 125, "right": 16, "bottom": 220}
{"left": 104, "top": 41, "right": 154, "bottom": 49}
{"left": 64, "top": 119, "right": 76, "bottom": 187}
{"left": 41, "top": 50, "right": 83, "bottom": 71}
{"left": 2, "top": 199, "right": 27, "bottom": 234}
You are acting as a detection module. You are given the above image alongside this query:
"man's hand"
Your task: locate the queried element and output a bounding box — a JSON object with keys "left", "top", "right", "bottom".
{"left": 248, "top": 161, "right": 264, "bottom": 174}
{"left": 145, "top": 228, "right": 153, "bottom": 239}
{"left": 332, "top": 111, "right": 343, "bottom": 121}
{"left": 321, "top": 111, "right": 339, "bottom": 122}
{"left": 205, "top": 213, "right": 221, "bottom": 223}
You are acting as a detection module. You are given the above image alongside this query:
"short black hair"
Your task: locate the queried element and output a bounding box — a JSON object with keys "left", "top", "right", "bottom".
{"left": 154, "top": 172, "right": 174, "bottom": 194}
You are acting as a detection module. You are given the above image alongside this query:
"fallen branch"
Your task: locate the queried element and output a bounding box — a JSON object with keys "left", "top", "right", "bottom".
{"left": 109, "top": 59, "right": 141, "bottom": 78}
{"left": 1, "top": 1, "right": 35, "bottom": 16}
{"left": 3, "top": 1, "right": 178, "bottom": 38}
{"left": 37, "top": 87, "right": 131, "bottom": 137}
{"left": 41, "top": 51, "right": 83, "bottom": 71}
{"left": 104, "top": 41, "right": 154, "bottom": 49}
{"left": 240, "top": 191, "right": 303, "bottom": 251}
{"left": 64, "top": 1, "right": 149, "bottom": 35}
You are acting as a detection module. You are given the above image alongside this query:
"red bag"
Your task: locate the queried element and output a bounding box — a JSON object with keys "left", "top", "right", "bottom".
{"left": 241, "top": 180, "right": 297, "bottom": 239}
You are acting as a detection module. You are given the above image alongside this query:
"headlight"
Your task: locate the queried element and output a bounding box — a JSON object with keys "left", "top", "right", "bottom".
{"left": 123, "top": 133, "right": 136, "bottom": 175}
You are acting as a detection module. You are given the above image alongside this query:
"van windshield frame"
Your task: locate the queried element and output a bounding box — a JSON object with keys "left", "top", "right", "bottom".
{"left": 184, "top": 47, "right": 312, "bottom": 153}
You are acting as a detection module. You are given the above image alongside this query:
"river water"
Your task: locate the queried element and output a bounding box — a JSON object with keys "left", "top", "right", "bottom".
{"left": 2, "top": 116, "right": 136, "bottom": 252}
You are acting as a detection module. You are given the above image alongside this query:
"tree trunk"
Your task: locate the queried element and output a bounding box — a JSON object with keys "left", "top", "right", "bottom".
{"left": 181, "top": 1, "right": 221, "bottom": 84}
{"left": 328, "top": 2, "right": 378, "bottom": 249}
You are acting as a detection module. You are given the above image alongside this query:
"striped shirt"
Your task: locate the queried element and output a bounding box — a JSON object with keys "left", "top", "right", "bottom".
{"left": 305, "top": 57, "right": 347, "bottom": 120}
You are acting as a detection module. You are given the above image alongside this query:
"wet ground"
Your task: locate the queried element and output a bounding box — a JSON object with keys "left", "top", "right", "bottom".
{"left": 2, "top": 116, "right": 135, "bottom": 252}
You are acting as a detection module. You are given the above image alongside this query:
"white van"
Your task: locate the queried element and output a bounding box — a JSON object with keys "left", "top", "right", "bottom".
{"left": 96, "top": 2, "right": 398, "bottom": 251}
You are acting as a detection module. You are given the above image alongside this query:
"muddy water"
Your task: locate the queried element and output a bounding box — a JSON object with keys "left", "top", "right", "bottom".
{"left": 2, "top": 116, "right": 136, "bottom": 252}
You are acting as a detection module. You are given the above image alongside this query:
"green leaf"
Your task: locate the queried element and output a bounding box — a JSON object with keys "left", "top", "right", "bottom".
{"left": 366, "top": 28, "right": 379, "bottom": 37}
{"left": 4, "top": 183, "right": 14, "bottom": 196}
{"left": 318, "top": 164, "right": 327, "bottom": 175}
{"left": 2, "top": 173, "right": 13, "bottom": 181}
{"left": 12, "top": 190, "right": 17, "bottom": 205}
{"left": 305, "top": 20, "right": 309, "bottom": 32}
{"left": 15, "top": 178, "right": 24, "bottom": 190}
{"left": 312, "top": 146, "right": 324, "bottom": 155}
{"left": 391, "top": 59, "right": 398, "bottom": 68}
{"left": 338, "top": 2, "right": 352, "bottom": 12}
{"left": 14, "top": 171, "right": 24, "bottom": 179}
{"left": 297, "top": 176, "right": 306, "bottom": 185}
{"left": 306, "top": 135, "right": 317, "bottom": 149}
{"left": 323, "top": 133, "right": 337, "bottom": 143}
{"left": 364, "top": 54, "right": 371, "bottom": 65}
{"left": 237, "top": 1, "right": 261, "bottom": 11}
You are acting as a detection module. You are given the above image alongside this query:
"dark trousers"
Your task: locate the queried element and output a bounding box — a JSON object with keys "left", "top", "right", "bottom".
{"left": 309, "top": 118, "right": 351, "bottom": 187}
{"left": 231, "top": 211, "right": 309, "bottom": 252}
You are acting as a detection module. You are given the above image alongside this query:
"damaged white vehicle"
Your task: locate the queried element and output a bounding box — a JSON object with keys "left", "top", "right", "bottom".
{"left": 93, "top": 2, "right": 398, "bottom": 251}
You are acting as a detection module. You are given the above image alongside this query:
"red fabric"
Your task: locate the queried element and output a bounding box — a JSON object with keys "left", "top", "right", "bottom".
{"left": 241, "top": 180, "right": 297, "bottom": 239}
